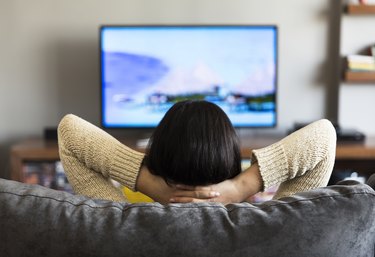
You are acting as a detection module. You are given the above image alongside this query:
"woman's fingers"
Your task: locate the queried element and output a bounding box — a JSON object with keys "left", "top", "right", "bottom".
{"left": 169, "top": 197, "right": 217, "bottom": 203}
{"left": 170, "top": 184, "right": 220, "bottom": 202}
{"left": 175, "top": 184, "right": 213, "bottom": 191}
{"left": 172, "top": 189, "right": 219, "bottom": 199}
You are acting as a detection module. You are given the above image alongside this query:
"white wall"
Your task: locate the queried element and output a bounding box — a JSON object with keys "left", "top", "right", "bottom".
{"left": 0, "top": 0, "right": 335, "bottom": 178}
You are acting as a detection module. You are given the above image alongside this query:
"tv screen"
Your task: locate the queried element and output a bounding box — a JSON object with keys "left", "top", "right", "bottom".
{"left": 100, "top": 25, "right": 277, "bottom": 128}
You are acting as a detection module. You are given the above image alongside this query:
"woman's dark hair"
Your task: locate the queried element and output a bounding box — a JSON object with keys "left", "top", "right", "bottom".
{"left": 145, "top": 100, "right": 242, "bottom": 186}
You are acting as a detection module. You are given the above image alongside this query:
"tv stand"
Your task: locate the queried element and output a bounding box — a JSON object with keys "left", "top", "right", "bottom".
{"left": 10, "top": 137, "right": 375, "bottom": 184}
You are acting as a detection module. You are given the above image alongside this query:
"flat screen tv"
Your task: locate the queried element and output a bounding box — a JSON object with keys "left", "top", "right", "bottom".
{"left": 100, "top": 25, "right": 277, "bottom": 128}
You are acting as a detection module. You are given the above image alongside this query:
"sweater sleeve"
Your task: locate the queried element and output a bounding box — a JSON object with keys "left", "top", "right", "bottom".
{"left": 57, "top": 114, "right": 145, "bottom": 202}
{"left": 251, "top": 119, "right": 337, "bottom": 199}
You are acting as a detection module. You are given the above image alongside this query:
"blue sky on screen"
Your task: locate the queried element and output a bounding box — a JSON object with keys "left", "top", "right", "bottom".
{"left": 102, "top": 26, "right": 276, "bottom": 92}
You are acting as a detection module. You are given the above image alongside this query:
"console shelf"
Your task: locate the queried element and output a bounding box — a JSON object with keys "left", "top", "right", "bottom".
{"left": 10, "top": 138, "right": 375, "bottom": 185}
{"left": 346, "top": 4, "right": 375, "bottom": 14}
{"left": 344, "top": 71, "right": 375, "bottom": 83}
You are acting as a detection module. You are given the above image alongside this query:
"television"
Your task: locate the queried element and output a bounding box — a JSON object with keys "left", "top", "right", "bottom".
{"left": 100, "top": 25, "right": 277, "bottom": 128}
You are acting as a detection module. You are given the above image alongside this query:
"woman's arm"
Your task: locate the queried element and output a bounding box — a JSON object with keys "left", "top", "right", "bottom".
{"left": 253, "top": 119, "right": 336, "bottom": 199}
{"left": 58, "top": 114, "right": 219, "bottom": 204}
{"left": 58, "top": 114, "right": 144, "bottom": 202}
{"left": 170, "top": 119, "right": 336, "bottom": 203}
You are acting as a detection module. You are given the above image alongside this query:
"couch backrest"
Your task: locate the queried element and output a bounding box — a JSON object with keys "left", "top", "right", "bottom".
{"left": 0, "top": 178, "right": 374, "bottom": 257}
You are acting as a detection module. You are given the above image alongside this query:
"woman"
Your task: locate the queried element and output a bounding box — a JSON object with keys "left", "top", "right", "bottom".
{"left": 58, "top": 100, "right": 336, "bottom": 204}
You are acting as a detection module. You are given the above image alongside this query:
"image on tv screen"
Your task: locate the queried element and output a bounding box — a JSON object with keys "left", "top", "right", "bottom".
{"left": 100, "top": 25, "right": 277, "bottom": 128}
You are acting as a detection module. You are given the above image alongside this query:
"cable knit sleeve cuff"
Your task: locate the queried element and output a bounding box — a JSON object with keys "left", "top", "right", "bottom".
{"left": 109, "top": 142, "right": 145, "bottom": 192}
{"left": 251, "top": 141, "right": 289, "bottom": 191}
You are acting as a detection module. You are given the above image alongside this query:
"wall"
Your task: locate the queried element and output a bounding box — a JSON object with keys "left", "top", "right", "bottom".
{"left": 0, "top": 0, "right": 336, "bottom": 178}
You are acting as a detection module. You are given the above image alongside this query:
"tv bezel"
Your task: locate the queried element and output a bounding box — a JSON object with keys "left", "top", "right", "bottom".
{"left": 99, "top": 24, "right": 278, "bottom": 129}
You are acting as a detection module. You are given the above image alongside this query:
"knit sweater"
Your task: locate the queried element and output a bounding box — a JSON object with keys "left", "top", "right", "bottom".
{"left": 57, "top": 114, "right": 336, "bottom": 202}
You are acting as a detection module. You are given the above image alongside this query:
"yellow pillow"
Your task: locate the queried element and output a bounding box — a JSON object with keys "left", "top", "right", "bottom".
{"left": 122, "top": 187, "right": 154, "bottom": 203}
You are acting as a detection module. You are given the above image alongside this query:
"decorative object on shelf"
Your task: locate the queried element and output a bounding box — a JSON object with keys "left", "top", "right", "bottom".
{"left": 359, "top": 0, "right": 367, "bottom": 5}
{"left": 343, "top": 172, "right": 366, "bottom": 183}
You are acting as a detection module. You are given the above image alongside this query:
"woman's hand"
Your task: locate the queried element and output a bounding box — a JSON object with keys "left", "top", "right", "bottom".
{"left": 169, "top": 179, "right": 242, "bottom": 205}
{"left": 136, "top": 165, "right": 219, "bottom": 204}
{"left": 136, "top": 162, "right": 262, "bottom": 205}
{"left": 169, "top": 162, "right": 263, "bottom": 205}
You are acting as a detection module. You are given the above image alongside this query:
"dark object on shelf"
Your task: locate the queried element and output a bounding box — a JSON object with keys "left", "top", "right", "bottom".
{"left": 366, "top": 174, "right": 375, "bottom": 189}
{"left": 336, "top": 127, "right": 366, "bottom": 143}
{"left": 329, "top": 170, "right": 367, "bottom": 186}
{"left": 44, "top": 127, "right": 58, "bottom": 140}
{"left": 328, "top": 170, "right": 354, "bottom": 185}
{"left": 288, "top": 122, "right": 366, "bottom": 143}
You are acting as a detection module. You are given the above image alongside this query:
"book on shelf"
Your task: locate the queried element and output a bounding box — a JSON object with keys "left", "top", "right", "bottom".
{"left": 348, "top": 63, "right": 375, "bottom": 71}
{"left": 346, "top": 54, "right": 375, "bottom": 72}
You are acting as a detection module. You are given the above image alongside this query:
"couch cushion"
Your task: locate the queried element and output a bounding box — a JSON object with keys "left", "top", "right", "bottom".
{"left": 0, "top": 178, "right": 374, "bottom": 257}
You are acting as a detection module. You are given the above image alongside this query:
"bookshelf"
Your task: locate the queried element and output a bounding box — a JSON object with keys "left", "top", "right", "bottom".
{"left": 338, "top": 1, "right": 375, "bottom": 142}
{"left": 343, "top": 4, "right": 375, "bottom": 84}
{"left": 342, "top": 4, "right": 375, "bottom": 84}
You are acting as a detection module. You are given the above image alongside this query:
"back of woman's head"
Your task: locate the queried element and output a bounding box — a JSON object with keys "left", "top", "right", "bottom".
{"left": 145, "top": 100, "right": 241, "bottom": 186}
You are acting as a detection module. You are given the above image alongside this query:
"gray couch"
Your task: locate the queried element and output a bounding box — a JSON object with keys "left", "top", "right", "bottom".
{"left": 0, "top": 178, "right": 374, "bottom": 257}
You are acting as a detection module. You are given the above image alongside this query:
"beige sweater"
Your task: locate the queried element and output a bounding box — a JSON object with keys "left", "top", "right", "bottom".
{"left": 58, "top": 114, "right": 336, "bottom": 202}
